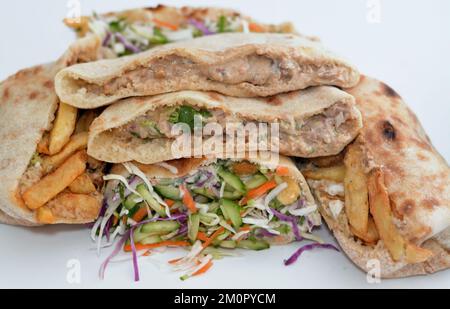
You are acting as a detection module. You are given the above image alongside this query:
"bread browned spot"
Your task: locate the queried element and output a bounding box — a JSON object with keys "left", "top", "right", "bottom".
{"left": 381, "top": 121, "right": 397, "bottom": 141}
{"left": 400, "top": 199, "right": 416, "bottom": 216}
{"left": 381, "top": 82, "right": 401, "bottom": 99}
{"left": 43, "top": 80, "right": 54, "bottom": 89}
{"left": 421, "top": 198, "right": 439, "bottom": 210}
{"left": 29, "top": 91, "right": 39, "bottom": 100}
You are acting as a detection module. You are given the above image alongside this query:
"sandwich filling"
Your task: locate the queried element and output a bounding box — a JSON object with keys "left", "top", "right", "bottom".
{"left": 113, "top": 101, "right": 358, "bottom": 156}
{"left": 94, "top": 159, "right": 323, "bottom": 280}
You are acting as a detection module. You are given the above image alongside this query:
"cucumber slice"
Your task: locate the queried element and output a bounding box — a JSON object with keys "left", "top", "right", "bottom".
{"left": 123, "top": 194, "right": 141, "bottom": 210}
{"left": 217, "top": 166, "right": 246, "bottom": 194}
{"left": 219, "top": 240, "right": 237, "bottom": 249}
{"left": 220, "top": 199, "right": 243, "bottom": 229}
{"left": 155, "top": 185, "right": 181, "bottom": 201}
{"left": 188, "top": 214, "right": 200, "bottom": 243}
{"left": 141, "top": 221, "right": 180, "bottom": 235}
{"left": 208, "top": 202, "right": 220, "bottom": 214}
{"left": 192, "top": 188, "right": 216, "bottom": 200}
{"left": 245, "top": 174, "right": 268, "bottom": 190}
{"left": 222, "top": 190, "right": 243, "bottom": 200}
{"left": 136, "top": 184, "right": 166, "bottom": 217}
{"left": 237, "top": 239, "right": 270, "bottom": 251}
{"left": 140, "top": 235, "right": 162, "bottom": 245}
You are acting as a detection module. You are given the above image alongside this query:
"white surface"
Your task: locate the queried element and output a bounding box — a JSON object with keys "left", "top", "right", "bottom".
{"left": 0, "top": 0, "right": 449, "bottom": 289}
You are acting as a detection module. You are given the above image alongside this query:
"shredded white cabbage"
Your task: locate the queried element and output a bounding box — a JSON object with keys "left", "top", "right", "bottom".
{"left": 156, "top": 162, "right": 179, "bottom": 175}
{"left": 103, "top": 174, "right": 140, "bottom": 196}
{"left": 90, "top": 216, "right": 103, "bottom": 242}
{"left": 289, "top": 204, "right": 318, "bottom": 217}
{"left": 231, "top": 230, "right": 250, "bottom": 241}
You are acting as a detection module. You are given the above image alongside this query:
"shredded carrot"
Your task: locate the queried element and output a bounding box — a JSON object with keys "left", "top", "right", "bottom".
{"left": 276, "top": 166, "right": 290, "bottom": 176}
{"left": 165, "top": 199, "right": 176, "bottom": 207}
{"left": 193, "top": 260, "right": 213, "bottom": 276}
{"left": 143, "top": 251, "right": 152, "bottom": 257}
{"left": 112, "top": 215, "right": 119, "bottom": 226}
{"left": 124, "top": 241, "right": 190, "bottom": 252}
{"left": 153, "top": 18, "right": 178, "bottom": 31}
{"left": 202, "top": 227, "right": 226, "bottom": 249}
{"left": 168, "top": 257, "right": 184, "bottom": 264}
{"left": 197, "top": 232, "right": 209, "bottom": 242}
{"left": 180, "top": 185, "right": 198, "bottom": 214}
{"left": 249, "top": 23, "right": 264, "bottom": 33}
{"left": 240, "top": 180, "right": 278, "bottom": 205}
{"left": 239, "top": 226, "right": 252, "bottom": 232}
{"left": 132, "top": 207, "right": 148, "bottom": 222}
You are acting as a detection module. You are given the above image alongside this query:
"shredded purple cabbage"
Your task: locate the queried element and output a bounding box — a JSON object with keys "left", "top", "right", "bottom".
{"left": 99, "top": 229, "right": 131, "bottom": 280}
{"left": 270, "top": 208, "right": 303, "bottom": 241}
{"left": 284, "top": 243, "right": 340, "bottom": 266}
{"left": 102, "top": 31, "right": 112, "bottom": 46}
{"left": 257, "top": 229, "right": 278, "bottom": 238}
{"left": 189, "top": 19, "right": 215, "bottom": 35}
{"left": 115, "top": 33, "right": 141, "bottom": 53}
{"left": 129, "top": 226, "right": 140, "bottom": 282}
{"left": 99, "top": 213, "right": 189, "bottom": 282}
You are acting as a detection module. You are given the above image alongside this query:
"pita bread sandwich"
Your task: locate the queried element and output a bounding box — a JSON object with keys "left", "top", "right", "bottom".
{"left": 0, "top": 36, "right": 108, "bottom": 226}
{"left": 93, "top": 153, "right": 339, "bottom": 280}
{"left": 87, "top": 87, "right": 362, "bottom": 164}
{"left": 55, "top": 32, "right": 360, "bottom": 109}
{"left": 65, "top": 4, "right": 298, "bottom": 59}
{"left": 300, "top": 76, "right": 450, "bottom": 278}
{"left": 1, "top": 5, "right": 292, "bottom": 226}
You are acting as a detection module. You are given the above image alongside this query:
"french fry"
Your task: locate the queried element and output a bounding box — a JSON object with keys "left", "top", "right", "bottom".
{"left": 37, "top": 207, "right": 55, "bottom": 224}
{"left": 344, "top": 146, "right": 369, "bottom": 235}
{"left": 405, "top": 243, "right": 433, "bottom": 264}
{"left": 37, "top": 133, "right": 51, "bottom": 155}
{"left": 69, "top": 173, "right": 96, "bottom": 194}
{"left": 310, "top": 153, "right": 345, "bottom": 168}
{"left": 75, "top": 110, "right": 97, "bottom": 134}
{"left": 42, "top": 132, "right": 88, "bottom": 173}
{"left": 368, "top": 169, "right": 405, "bottom": 261}
{"left": 22, "top": 151, "right": 87, "bottom": 210}
{"left": 277, "top": 177, "right": 301, "bottom": 205}
{"left": 351, "top": 217, "right": 380, "bottom": 244}
{"left": 48, "top": 103, "right": 78, "bottom": 155}
{"left": 303, "top": 165, "right": 346, "bottom": 183}
{"left": 47, "top": 193, "right": 101, "bottom": 222}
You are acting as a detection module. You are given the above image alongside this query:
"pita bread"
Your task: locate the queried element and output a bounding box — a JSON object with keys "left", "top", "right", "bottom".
{"left": 55, "top": 33, "right": 360, "bottom": 109}
{"left": 0, "top": 35, "right": 103, "bottom": 225}
{"left": 87, "top": 87, "right": 362, "bottom": 164}
{"left": 304, "top": 76, "right": 449, "bottom": 278}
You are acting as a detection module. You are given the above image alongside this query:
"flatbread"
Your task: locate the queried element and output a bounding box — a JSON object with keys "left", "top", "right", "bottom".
{"left": 0, "top": 35, "right": 102, "bottom": 225}
{"left": 88, "top": 87, "right": 362, "bottom": 164}
{"left": 55, "top": 33, "right": 360, "bottom": 109}
{"left": 306, "top": 76, "right": 450, "bottom": 278}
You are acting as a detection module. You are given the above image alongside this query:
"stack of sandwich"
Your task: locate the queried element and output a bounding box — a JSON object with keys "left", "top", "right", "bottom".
{"left": 0, "top": 5, "right": 448, "bottom": 280}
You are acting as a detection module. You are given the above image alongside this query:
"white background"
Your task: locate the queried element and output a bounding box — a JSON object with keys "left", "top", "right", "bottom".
{"left": 0, "top": 0, "right": 449, "bottom": 289}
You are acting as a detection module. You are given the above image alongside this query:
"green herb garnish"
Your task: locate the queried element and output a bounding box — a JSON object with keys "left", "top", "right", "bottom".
{"left": 150, "top": 28, "right": 169, "bottom": 45}
{"left": 217, "top": 15, "right": 229, "bottom": 33}
{"left": 169, "top": 106, "right": 211, "bottom": 130}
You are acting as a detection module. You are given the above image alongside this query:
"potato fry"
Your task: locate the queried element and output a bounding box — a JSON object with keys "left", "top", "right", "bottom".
{"left": 405, "top": 243, "right": 433, "bottom": 264}
{"left": 37, "top": 133, "right": 51, "bottom": 155}
{"left": 46, "top": 193, "right": 101, "bottom": 222}
{"left": 277, "top": 177, "right": 301, "bottom": 205}
{"left": 303, "top": 165, "right": 346, "bottom": 183}
{"left": 37, "top": 207, "right": 55, "bottom": 224}
{"left": 69, "top": 173, "right": 96, "bottom": 194}
{"left": 22, "top": 151, "right": 87, "bottom": 210}
{"left": 42, "top": 132, "right": 88, "bottom": 173}
{"left": 368, "top": 169, "right": 405, "bottom": 261}
{"left": 75, "top": 110, "right": 98, "bottom": 134}
{"left": 344, "top": 146, "right": 369, "bottom": 235}
{"left": 48, "top": 103, "right": 78, "bottom": 155}
{"left": 351, "top": 217, "right": 380, "bottom": 244}
{"left": 309, "top": 153, "right": 345, "bottom": 168}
